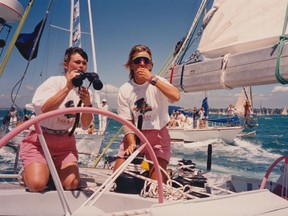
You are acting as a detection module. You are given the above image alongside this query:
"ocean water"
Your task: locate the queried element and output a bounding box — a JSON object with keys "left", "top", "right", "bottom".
{"left": 0, "top": 109, "right": 288, "bottom": 182}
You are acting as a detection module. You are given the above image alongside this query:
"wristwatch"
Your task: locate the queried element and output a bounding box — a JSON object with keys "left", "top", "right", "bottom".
{"left": 150, "top": 76, "right": 159, "bottom": 86}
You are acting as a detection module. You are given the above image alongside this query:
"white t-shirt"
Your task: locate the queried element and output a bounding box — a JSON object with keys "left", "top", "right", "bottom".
{"left": 117, "top": 76, "right": 172, "bottom": 130}
{"left": 32, "top": 76, "right": 92, "bottom": 130}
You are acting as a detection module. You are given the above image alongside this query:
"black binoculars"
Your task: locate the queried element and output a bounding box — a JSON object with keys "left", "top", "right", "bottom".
{"left": 72, "top": 71, "right": 103, "bottom": 90}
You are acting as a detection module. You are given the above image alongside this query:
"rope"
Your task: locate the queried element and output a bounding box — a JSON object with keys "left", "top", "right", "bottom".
{"left": 180, "top": 64, "right": 186, "bottom": 92}
{"left": 242, "top": 87, "right": 249, "bottom": 102}
{"left": 122, "top": 160, "right": 212, "bottom": 201}
{"left": 275, "top": 2, "right": 288, "bottom": 84}
{"left": 220, "top": 54, "right": 232, "bottom": 89}
{"left": 92, "top": 125, "right": 124, "bottom": 168}
{"left": 157, "top": 0, "right": 209, "bottom": 78}
{"left": 275, "top": 35, "right": 288, "bottom": 84}
{"left": 169, "top": 64, "right": 176, "bottom": 84}
{"left": 173, "top": 0, "right": 209, "bottom": 66}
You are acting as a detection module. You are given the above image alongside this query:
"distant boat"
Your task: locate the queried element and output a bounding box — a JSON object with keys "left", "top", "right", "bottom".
{"left": 281, "top": 106, "right": 288, "bottom": 115}
{"left": 168, "top": 100, "right": 243, "bottom": 143}
{"left": 168, "top": 125, "right": 243, "bottom": 143}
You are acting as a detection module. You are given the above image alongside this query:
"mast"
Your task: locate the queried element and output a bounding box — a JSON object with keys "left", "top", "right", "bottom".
{"left": 86, "top": 0, "right": 101, "bottom": 130}
{"left": 0, "top": 0, "right": 32, "bottom": 77}
{"left": 69, "top": 0, "right": 74, "bottom": 47}
{"left": 87, "top": 0, "right": 97, "bottom": 73}
{"left": 249, "top": 86, "right": 253, "bottom": 113}
{"left": 70, "top": 0, "right": 103, "bottom": 131}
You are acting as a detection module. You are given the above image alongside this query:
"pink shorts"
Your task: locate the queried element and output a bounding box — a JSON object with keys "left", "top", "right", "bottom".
{"left": 19, "top": 131, "right": 78, "bottom": 168}
{"left": 117, "top": 126, "right": 171, "bottom": 162}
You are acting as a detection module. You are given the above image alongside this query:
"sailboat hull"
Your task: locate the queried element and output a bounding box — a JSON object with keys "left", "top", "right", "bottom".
{"left": 168, "top": 126, "right": 243, "bottom": 143}
{"left": 166, "top": 44, "right": 288, "bottom": 92}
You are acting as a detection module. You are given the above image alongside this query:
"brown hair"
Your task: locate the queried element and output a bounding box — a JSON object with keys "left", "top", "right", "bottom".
{"left": 63, "top": 47, "right": 88, "bottom": 72}
{"left": 124, "top": 44, "right": 153, "bottom": 80}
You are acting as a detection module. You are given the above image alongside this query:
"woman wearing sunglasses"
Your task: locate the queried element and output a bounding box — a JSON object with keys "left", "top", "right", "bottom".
{"left": 114, "top": 44, "right": 180, "bottom": 183}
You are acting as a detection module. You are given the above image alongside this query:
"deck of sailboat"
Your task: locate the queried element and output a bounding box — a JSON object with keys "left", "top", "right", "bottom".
{"left": 0, "top": 167, "right": 113, "bottom": 193}
{"left": 0, "top": 167, "right": 158, "bottom": 216}
{"left": 1, "top": 167, "right": 288, "bottom": 216}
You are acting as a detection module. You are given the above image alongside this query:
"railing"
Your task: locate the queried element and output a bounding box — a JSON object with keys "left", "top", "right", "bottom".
{"left": 0, "top": 107, "right": 164, "bottom": 215}
{"left": 260, "top": 155, "right": 288, "bottom": 199}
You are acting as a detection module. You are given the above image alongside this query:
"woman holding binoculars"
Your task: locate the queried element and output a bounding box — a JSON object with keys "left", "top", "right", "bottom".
{"left": 19, "top": 47, "right": 93, "bottom": 192}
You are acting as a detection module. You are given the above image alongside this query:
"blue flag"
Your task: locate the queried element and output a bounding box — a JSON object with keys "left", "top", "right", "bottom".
{"left": 15, "top": 20, "right": 45, "bottom": 61}
{"left": 201, "top": 97, "right": 209, "bottom": 117}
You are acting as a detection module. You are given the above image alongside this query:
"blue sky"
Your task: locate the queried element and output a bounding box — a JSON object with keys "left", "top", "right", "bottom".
{"left": 0, "top": 0, "right": 287, "bottom": 110}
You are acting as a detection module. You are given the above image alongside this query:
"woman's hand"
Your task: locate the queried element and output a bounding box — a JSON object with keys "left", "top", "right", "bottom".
{"left": 66, "top": 70, "right": 81, "bottom": 90}
{"left": 78, "top": 87, "right": 91, "bottom": 106}
{"left": 124, "top": 143, "right": 136, "bottom": 156}
{"left": 135, "top": 67, "right": 150, "bottom": 81}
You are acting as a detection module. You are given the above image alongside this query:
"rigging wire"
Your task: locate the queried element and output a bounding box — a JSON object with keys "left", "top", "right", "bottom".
{"left": 0, "top": 0, "right": 34, "bottom": 78}
{"left": 10, "top": 0, "right": 53, "bottom": 114}
{"left": 157, "top": 0, "right": 212, "bottom": 78}
{"left": 0, "top": 21, "right": 12, "bottom": 58}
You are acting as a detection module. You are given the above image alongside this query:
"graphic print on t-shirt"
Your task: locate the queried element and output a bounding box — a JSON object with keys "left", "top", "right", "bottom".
{"left": 133, "top": 98, "right": 152, "bottom": 115}
{"left": 64, "top": 100, "right": 75, "bottom": 119}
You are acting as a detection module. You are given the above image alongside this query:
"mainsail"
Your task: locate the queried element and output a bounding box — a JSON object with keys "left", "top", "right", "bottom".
{"left": 198, "top": 0, "right": 288, "bottom": 59}
{"left": 165, "top": 0, "right": 288, "bottom": 92}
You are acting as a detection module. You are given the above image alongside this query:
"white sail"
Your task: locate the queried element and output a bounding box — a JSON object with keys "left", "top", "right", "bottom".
{"left": 234, "top": 87, "right": 252, "bottom": 116}
{"left": 198, "top": 0, "right": 288, "bottom": 59}
{"left": 281, "top": 106, "right": 288, "bottom": 115}
{"left": 165, "top": 0, "right": 288, "bottom": 92}
{"left": 234, "top": 89, "right": 246, "bottom": 116}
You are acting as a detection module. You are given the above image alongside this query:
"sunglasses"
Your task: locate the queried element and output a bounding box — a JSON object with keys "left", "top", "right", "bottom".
{"left": 132, "top": 56, "right": 151, "bottom": 65}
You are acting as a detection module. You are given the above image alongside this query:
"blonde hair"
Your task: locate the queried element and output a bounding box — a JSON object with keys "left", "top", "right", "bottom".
{"left": 124, "top": 44, "right": 153, "bottom": 80}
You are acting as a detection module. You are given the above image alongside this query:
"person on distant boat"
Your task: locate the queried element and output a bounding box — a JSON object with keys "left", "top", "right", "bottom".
{"left": 244, "top": 100, "right": 252, "bottom": 116}
{"left": 113, "top": 44, "right": 180, "bottom": 183}
{"left": 8, "top": 106, "right": 19, "bottom": 127}
{"left": 244, "top": 100, "right": 257, "bottom": 127}
{"left": 183, "top": 115, "right": 193, "bottom": 129}
{"left": 176, "top": 111, "right": 185, "bottom": 128}
{"left": 227, "top": 104, "right": 236, "bottom": 126}
{"left": 19, "top": 47, "right": 94, "bottom": 192}
{"left": 167, "top": 110, "right": 177, "bottom": 128}
{"left": 227, "top": 104, "right": 235, "bottom": 116}
{"left": 192, "top": 107, "right": 199, "bottom": 128}
{"left": 99, "top": 98, "right": 109, "bottom": 134}
{"left": 244, "top": 100, "right": 253, "bottom": 122}
{"left": 198, "top": 107, "right": 205, "bottom": 128}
